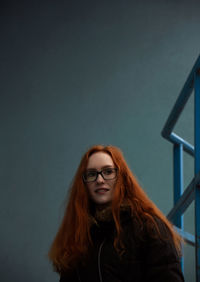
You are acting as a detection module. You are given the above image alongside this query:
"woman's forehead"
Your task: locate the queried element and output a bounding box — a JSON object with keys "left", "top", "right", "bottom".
{"left": 87, "top": 152, "right": 114, "bottom": 169}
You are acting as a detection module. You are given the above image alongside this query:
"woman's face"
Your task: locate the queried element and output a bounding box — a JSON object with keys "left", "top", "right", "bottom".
{"left": 85, "top": 152, "right": 117, "bottom": 208}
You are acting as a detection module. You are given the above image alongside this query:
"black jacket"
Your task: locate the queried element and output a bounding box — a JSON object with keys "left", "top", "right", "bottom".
{"left": 60, "top": 210, "right": 184, "bottom": 282}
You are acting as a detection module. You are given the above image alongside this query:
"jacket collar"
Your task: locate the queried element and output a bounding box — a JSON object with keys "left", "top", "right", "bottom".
{"left": 90, "top": 204, "right": 132, "bottom": 226}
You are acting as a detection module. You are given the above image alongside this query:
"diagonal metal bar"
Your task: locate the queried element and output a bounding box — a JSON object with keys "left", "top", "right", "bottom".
{"left": 174, "top": 226, "right": 195, "bottom": 247}
{"left": 167, "top": 172, "right": 200, "bottom": 221}
{"left": 162, "top": 55, "right": 200, "bottom": 139}
{"left": 169, "top": 132, "right": 194, "bottom": 157}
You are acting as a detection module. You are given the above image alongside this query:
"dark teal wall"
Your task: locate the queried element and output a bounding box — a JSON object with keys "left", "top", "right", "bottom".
{"left": 1, "top": 1, "right": 200, "bottom": 281}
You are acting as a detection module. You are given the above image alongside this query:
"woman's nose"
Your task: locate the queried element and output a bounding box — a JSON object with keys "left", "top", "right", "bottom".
{"left": 96, "top": 173, "right": 105, "bottom": 183}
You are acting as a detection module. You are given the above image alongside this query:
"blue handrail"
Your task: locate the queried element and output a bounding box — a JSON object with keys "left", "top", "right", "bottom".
{"left": 161, "top": 54, "right": 200, "bottom": 281}
{"left": 162, "top": 55, "right": 200, "bottom": 140}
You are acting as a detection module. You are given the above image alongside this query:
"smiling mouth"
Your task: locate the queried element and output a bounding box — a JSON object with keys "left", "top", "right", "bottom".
{"left": 95, "top": 188, "right": 109, "bottom": 193}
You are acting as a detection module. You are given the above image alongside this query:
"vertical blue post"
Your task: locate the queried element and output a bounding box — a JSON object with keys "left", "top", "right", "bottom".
{"left": 195, "top": 69, "right": 200, "bottom": 282}
{"left": 173, "top": 143, "right": 184, "bottom": 271}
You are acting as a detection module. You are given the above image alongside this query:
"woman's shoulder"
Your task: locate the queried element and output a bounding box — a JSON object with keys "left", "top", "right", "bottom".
{"left": 121, "top": 212, "right": 174, "bottom": 243}
{"left": 145, "top": 215, "right": 173, "bottom": 240}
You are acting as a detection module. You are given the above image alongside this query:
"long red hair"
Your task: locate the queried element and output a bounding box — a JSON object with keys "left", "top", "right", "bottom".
{"left": 48, "top": 145, "right": 182, "bottom": 272}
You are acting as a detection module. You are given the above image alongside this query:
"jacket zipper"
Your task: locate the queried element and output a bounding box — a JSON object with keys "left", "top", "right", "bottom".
{"left": 98, "top": 240, "right": 105, "bottom": 282}
{"left": 76, "top": 239, "right": 106, "bottom": 282}
{"left": 76, "top": 267, "right": 81, "bottom": 282}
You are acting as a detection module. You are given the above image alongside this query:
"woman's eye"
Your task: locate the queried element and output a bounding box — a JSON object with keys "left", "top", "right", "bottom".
{"left": 104, "top": 169, "right": 113, "bottom": 175}
{"left": 87, "top": 171, "right": 96, "bottom": 177}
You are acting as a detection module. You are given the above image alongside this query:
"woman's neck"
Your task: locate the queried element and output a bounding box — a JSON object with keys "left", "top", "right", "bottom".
{"left": 95, "top": 203, "right": 111, "bottom": 212}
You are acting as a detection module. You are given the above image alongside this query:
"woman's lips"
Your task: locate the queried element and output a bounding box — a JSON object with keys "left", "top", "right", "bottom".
{"left": 95, "top": 188, "right": 109, "bottom": 193}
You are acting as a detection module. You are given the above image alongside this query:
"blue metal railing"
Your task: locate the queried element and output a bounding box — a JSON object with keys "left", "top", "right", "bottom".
{"left": 161, "top": 54, "right": 200, "bottom": 281}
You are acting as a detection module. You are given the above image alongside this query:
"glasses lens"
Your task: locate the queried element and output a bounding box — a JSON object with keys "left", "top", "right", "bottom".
{"left": 102, "top": 168, "right": 117, "bottom": 180}
{"left": 83, "top": 170, "right": 97, "bottom": 182}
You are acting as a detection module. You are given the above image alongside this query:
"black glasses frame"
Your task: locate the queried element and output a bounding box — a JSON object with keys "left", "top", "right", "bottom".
{"left": 83, "top": 168, "right": 118, "bottom": 183}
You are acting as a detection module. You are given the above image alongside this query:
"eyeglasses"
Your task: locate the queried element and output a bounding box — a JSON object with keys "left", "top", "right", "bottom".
{"left": 83, "top": 167, "right": 118, "bottom": 183}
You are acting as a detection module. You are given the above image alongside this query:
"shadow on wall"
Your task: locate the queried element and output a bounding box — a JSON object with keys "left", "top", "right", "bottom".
{"left": 1, "top": 260, "right": 30, "bottom": 282}
{"left": 0, "top": 252, "right": 58, "bottom": 282}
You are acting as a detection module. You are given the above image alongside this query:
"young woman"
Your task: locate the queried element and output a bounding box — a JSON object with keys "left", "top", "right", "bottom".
{"left": 48, "top": 145, "right": 185, "bottom": 282}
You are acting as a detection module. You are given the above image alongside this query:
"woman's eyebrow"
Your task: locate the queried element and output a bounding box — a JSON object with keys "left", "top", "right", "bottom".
{"left": 102, "top": 165, "right": 114, "bottom": 168}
